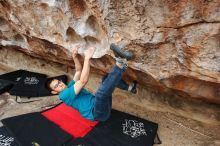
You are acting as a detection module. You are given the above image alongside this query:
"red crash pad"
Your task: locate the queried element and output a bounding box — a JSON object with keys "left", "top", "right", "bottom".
{"left": 42, "top": 103, "right": 98, "bottom": 138}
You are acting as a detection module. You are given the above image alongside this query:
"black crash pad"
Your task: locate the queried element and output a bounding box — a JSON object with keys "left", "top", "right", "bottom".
{"left": 0, "top": 79, "right": 14, "bottom": 94}
{"left": 0, "top": 125, "right": 20, "bottom": 146}
{"left": 2, "top": 112, "right": 72, "bottom": 146}
{"left": 67, "top": 109, "right": 158, "bottom": 146}
{"left": 0, "top": 70, "right": 25, "bottom": 84}
{"left": 8, "top": 70, "right": 67, "bottom": 97}
{"left": 0, "top": 70, "right": 26, "bottom": 95}
{"left": 9, "top": 71, "right": 47, "bottom": 97}
{"left": 65, "top": 138, "right": 93, "bottom": 146}
{"left": 1, "top": 70, "right": 68, "bottom": 97}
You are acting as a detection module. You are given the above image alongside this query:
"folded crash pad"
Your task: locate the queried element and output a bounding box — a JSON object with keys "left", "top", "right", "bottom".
{"left": 42, "top": 103, "right": 98, "bottom": 138}
{"left": 0, "top": 70, "right": 25, "bottom": 84}
{"left": 9, "top": 71, "right": 47, "bottom": 97}
{"left": 0, "top": 70, "right": 68, "bottom": 97}
{"left": 0, "top": 79, "right": 14, "bottom": 94}
{"left": 7, "top": 70, "right": 67, "bottom": 97}
{"left": 0, "top": 70, "right": 26, "bottom": 95}
{"left": 2, "top": 112, "right": 72, "bottom": 146}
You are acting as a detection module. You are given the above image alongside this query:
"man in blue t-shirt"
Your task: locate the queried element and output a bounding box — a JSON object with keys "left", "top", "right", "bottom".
{"left": 47, "top": 44, "right": 137, "bottom": 121}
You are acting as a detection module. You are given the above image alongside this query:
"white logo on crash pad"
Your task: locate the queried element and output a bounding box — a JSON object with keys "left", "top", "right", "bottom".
{"left": 24, "top": 77, "right": 39, "bottom": 85}
{"left": 0, "top": 134, "right": 14, "bottom": 146}
{"left": 122, "top": 119, "right": 147, "bottom": 138}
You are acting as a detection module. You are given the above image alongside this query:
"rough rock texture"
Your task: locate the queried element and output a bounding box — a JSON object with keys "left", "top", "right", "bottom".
{"left": 0, "top": 0, "right": 220, "bottom": 122}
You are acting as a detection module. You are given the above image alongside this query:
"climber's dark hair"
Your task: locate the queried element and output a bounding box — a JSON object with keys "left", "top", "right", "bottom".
{"left": 46, "top": 79, "right": 54, "bottom": 91}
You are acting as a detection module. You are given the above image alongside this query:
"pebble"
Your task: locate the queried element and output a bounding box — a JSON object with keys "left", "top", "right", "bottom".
{"left": 7, "top": 98, "right": 17, "bottom": 105}
{"left": 0, "top": 99, "right": 6, "bottom": 106}
{"left": 0, "top": 111, "right": 4, "bottom": 117}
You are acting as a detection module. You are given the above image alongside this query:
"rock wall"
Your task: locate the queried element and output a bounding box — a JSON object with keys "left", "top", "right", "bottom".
{"left": 0, "top": 0, "right": 220, "bottom": 120}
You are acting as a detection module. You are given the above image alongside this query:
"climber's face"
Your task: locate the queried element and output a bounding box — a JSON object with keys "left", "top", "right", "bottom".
{"left": 49, "top": 79, "right": 67, "bottom": 94}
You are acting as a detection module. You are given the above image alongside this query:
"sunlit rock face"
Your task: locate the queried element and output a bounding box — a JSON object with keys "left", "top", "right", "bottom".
{"left": 0, "top": 0, "right": 109, "bottom": 58}
{"left": 0, "top": 0, "right": 220, "bottom": 105}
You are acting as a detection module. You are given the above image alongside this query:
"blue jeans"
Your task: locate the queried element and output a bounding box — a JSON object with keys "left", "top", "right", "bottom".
{"left": 93, "top": 65, "right": 128, "bottom": 121}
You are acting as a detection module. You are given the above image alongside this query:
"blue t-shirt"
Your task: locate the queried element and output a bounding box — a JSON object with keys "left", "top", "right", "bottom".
{"left": 59, "top": 80, "right": 95, "bottom": 121}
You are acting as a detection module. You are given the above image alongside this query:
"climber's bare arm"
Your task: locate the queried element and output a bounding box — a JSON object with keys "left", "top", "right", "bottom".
{"left": 72, "top": 47, "right": 82, "bottom": 82}
{"left": 73, "top": 47, "right": 96, "bottom": 95}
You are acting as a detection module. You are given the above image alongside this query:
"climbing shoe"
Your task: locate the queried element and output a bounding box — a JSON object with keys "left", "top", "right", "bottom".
{"left": 110, "top": 43, "right": 134, "bottom": 60}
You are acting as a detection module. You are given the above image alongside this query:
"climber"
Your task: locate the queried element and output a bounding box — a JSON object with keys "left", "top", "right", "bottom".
{"left": 47, "top": 44, "right": 137, "bottom": 121}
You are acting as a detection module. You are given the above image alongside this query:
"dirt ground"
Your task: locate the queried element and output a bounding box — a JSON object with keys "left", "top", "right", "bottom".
{"left": 0, "top": 67, "right": 220, "bottom": 146}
